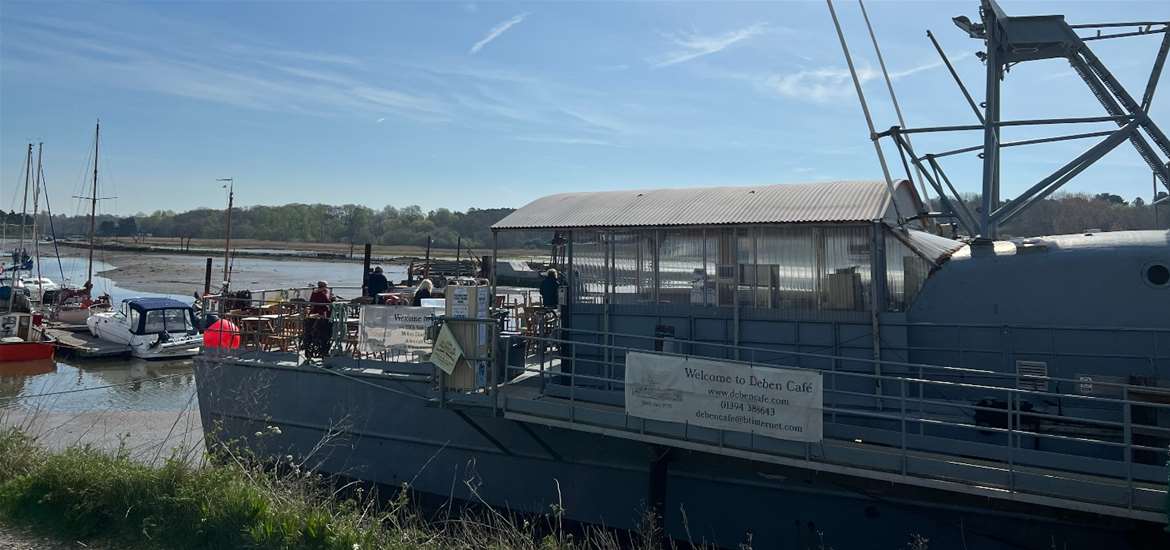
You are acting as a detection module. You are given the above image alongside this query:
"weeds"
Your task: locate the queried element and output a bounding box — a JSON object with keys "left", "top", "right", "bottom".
{"left": 0, "top": 426, "right": 685, "bottom": 550}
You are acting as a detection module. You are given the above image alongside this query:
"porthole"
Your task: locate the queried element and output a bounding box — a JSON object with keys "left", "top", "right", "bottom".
{"left": 1147, "top": 264, "right": 1170, "bottom": 287}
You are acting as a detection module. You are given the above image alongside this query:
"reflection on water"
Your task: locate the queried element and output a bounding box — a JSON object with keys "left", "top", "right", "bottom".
{"left": 0, "top": 355, "right": 196, "bottom": 414}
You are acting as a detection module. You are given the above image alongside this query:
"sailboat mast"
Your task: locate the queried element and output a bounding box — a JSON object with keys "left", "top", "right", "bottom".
{"left": 8, "top": 144, "right": 32, "bottom": 312}
{"left": 217, "top": 177, "right": 234, "bottom": 290}
{"left": 87, "top": 120, "right": 99, "bottom": 286}
{"left": 33, "top": 143, "right": 44, "bottom": 295}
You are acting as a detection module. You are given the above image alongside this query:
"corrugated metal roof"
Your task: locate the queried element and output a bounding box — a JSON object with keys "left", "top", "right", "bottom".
{"left": 896, "top": 229, "right": 966, "bottom": 265}
{"left": 492, "top": 180, "right": 919, "bottom": 230}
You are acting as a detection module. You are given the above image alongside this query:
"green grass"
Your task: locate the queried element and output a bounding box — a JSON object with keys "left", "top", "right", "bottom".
{"left": 0, "top": 427, "right": 674, "bottom": 550}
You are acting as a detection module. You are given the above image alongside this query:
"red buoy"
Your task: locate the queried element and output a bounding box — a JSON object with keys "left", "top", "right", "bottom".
{"left": 203, "top": 319, "right": 240, "bottom": 349}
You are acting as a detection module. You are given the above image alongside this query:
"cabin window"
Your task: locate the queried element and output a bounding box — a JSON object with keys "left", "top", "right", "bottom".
{"left": 656, "top": 230, "right": 707, "bottom": 305}
{"left": 570, "top": 225, "right": 875, "bottom": 313}
{"left": 885, "top": 236, "right": 932, "bottom": 312}
{"left": 142, "top": 309, "right": 193, "bottom": 333}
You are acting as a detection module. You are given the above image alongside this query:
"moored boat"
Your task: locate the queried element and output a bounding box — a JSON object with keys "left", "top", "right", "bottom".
{"left": 87, "top": 298, "right": 201, "bottom": 360}
{"left": 192, "top": 2, "right": 1170, "bottom": 548}
{"left": 0, "top": 313, "right": 55, "bottom": 362}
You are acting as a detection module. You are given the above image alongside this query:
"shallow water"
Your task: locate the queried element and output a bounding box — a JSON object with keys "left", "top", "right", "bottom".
{"left": 2, "top": 248, "right": 202, "bottom": 452}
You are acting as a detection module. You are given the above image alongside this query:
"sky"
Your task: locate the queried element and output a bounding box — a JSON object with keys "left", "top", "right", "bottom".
{"left": 1, "top": 0, "right": 1168, "bottom": 219}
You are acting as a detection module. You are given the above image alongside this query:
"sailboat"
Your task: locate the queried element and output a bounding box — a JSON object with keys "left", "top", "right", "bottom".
{"left": 47, "top": 121, "right": 112, "bottom": 324}
{"left": 1, "top": 144, "right": 55, "bottom": 362}
{"left": 3, "top": 146, "right": 62, "bottom": 304}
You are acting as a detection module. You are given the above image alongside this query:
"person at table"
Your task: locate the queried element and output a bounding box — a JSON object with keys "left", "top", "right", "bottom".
{"left": 367, "top": 266, "right": 389, "bottom": 302}
{"left": 411, "top": 279, "right": 433, "bottom": 307}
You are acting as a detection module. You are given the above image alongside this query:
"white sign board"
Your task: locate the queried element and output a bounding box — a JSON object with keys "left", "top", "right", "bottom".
{"left": 624, "top": 351, "right": 822, "bottom": 442}
{"left": 358, "top": 306, "right": 439, "bottom": 359}
{"left": 450, "top": 287, "right": 470, "bottom": 318}
{"left": 431, "top": 324, "right": 464, "bottom": 375}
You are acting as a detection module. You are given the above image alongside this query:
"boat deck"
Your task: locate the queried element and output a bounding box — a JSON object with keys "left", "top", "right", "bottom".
{"left": 46, "top": 328, "right": 130, "bottom": 358}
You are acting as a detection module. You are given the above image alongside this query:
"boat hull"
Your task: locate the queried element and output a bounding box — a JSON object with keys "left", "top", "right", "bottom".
{"left": 0, "top": 341, "right": 55, "bottom": 362}
{"left": 132, "top": 343, "right": 201, "bottom": 360}
{"left": 193, "top": 357, "right": 1163, "bottom": 550}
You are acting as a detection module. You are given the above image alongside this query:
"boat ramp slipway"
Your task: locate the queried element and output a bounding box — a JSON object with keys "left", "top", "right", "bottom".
{"left": 193, "top": 2, "right": 1170, "bottom": 549}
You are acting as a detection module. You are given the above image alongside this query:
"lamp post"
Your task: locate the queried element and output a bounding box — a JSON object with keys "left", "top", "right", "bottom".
{"left": 217, "top": 178, "right": 234, "bottom": 290}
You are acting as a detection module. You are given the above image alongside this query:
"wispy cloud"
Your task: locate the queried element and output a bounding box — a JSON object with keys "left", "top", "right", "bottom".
{"left": 376, "top": 117, "right": 386, "bottom": 123}
{"left": 6, "top": 18, "right": 448, "bottom": 121}
{"left": 766, "top": 53, "right": 971, "bottom": 103}
{"left": 470, "top": 12, "right": 529, "bottom": 54}
{"left": 515, "top": 135, "right": 616, "bottom": 147}
{"left": 650, "top": 23, "right": 768, "bottom": 68}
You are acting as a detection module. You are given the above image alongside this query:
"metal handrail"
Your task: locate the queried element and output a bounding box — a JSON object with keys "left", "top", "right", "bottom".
{"left": 558, "top": 326, "right": 1170, "bottom": 393}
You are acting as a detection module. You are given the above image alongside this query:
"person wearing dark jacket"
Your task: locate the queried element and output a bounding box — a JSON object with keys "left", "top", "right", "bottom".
{"left": 367, "top": 266, "right": 389, "bottom": 300}
{"left": 411, "top": 279, "right": 433, "bottom": 307}
{"left": 305, "top": 280, "right": 334, "bottom": 358}
{"left": 539, "top": 269, "right": 559, "bottom": 308}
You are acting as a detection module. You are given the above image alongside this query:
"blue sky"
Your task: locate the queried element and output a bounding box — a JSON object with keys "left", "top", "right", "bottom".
{"left": 1, "top": 1, "right": 1167, "bottom": 218}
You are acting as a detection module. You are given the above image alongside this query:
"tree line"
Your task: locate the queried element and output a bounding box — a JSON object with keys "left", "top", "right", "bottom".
{"left": 7, "top": 190, "right": 1167, "bottom": 249}
{"left": 942, "top": 191, "right": 1169, "bottom": 238}
{"left": 19, "top": 204, "right": 541, "bottom": 250}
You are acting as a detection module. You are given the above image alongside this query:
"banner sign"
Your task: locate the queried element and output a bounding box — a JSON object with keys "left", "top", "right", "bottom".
{"left": 359, "top": 306, "right": 439, "bottom": 360}
{"left": 625, "top": 351, "right": 823, "bottom": 442}
{"left": 431, "top": 323, "right": 464, "bottom": 375}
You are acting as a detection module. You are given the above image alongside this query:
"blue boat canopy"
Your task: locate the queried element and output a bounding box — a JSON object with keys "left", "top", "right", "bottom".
{"left": 125, "top": 297, "right": 191, "bottom": 312}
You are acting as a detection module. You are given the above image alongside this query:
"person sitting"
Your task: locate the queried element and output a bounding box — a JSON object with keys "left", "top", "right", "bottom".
{"left": 411, "top": 279, "right": 433, "bottom": 307}
{"left": 367, "top": 266, "right": 389, "bottom": 301}
{"left": 539, "top": 269, "right": 560, "bottom": 308}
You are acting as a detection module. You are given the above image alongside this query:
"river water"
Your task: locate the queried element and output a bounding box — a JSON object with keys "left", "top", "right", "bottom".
{"left": 0, "top": 250, "right": 515, "bottom": 457}
{"left": 2, "top": 254, "right": 203, "bottom": 457}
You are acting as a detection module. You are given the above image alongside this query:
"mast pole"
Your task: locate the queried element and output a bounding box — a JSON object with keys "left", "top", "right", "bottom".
{"left": 825, "top": 0, "right": 904, "bottom": 222}
{"left": 87, "top": 120, "right": 99, "bottom": 287}
{"left": 33, "top": 143, "right": 44, "bottom": 298}
{"left": 8, "top": 144, "right": 32, "bottom": 312}
{"left": 218, "top": 178, "right": 234, "bottom": 290}
{"left": 978, "top": 0, "right": 1004, "bottom": 240}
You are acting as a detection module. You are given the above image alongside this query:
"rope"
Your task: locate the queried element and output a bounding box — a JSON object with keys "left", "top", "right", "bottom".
{"left": 0, "top": 372, "right": 190, "bottom": 403}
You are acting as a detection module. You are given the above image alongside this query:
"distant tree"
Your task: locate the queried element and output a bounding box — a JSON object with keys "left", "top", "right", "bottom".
{"left": 1134, "top": 197, "right": 1146, "bottom": 208}
{"left": 98, "top": 220, "right": 117, "bottom": 236}
{"left": 117, "top": 216, "right": 138, "bottom": 237}
{"left": 1093, "top": 193, "right": 1127, "bottom": 205}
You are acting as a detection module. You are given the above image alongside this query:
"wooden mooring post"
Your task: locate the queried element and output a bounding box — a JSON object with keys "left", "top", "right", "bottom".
{"left": 203, "top": 258, "right": 213, "bottom": 295}
{"left": 361, "top": 243, "right": 372, "bottom": 297}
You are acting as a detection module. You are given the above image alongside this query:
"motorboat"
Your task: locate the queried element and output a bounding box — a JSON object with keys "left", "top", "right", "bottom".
{"left": 0, "top": 312, "right": 55, "bottom": 362}
{"left": 0, "top": 275, "right": 59, "bottom": 303}
{"left": 87, "top": 297, "right": 201, "bottom": 360}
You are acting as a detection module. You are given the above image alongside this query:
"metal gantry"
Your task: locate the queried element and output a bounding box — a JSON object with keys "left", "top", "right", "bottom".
{"left": 868, "top": 0, "right": 1170, "bottom": 240}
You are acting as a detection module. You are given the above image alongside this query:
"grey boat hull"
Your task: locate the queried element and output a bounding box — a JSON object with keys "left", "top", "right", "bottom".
{"left": 194, "top": 357, "right": 1157, "bottom": 550}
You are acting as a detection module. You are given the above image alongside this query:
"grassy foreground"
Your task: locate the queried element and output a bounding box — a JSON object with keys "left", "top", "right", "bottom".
{"left": 0, "top": 428, "right": 669, "bottom": 550}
